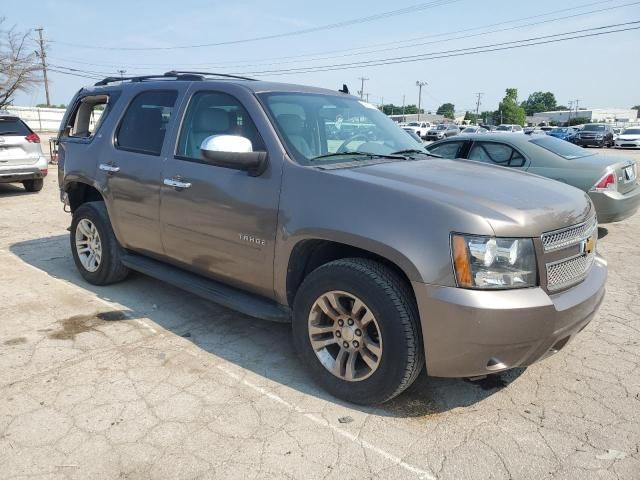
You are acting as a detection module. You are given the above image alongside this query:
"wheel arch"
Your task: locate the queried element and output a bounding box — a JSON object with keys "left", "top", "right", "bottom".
{"left": 284, "top": 237, "right": 419, "bottom": 308}
{"left": 65, "top": 181, "right": 105, "bottom": 212}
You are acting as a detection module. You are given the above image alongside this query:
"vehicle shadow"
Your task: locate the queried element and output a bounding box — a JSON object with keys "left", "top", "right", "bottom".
{"left": 0, "top": 183, "right": 32, "bottom": 197}
{"left": 10, "top": 234, "right": 526, "bottom": 419}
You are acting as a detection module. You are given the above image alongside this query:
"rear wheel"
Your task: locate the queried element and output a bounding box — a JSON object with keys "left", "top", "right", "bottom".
{"left": 70, "top": 202, "right": 129, "bottom": 285}
{"left": 22, "top": 179, "right": 43, "bottom": 192}
{"left": 292, "top": 258, "right": 424, "bottom": 404}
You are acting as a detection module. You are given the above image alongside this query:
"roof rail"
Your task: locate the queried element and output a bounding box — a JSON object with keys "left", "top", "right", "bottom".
{"left": 94, "top": 70, "right": 255, "bottom": 86}
{"left": 163, "top": 70, "right": 256, "bottom": 81}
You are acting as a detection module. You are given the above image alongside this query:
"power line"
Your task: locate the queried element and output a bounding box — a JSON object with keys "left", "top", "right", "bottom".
{"left": 48, "top": 0, "right": 460, "bottom": 51}
{"left": 231, "top": 21, "right": 640, "bottom": 76}
{"left": 46, "top": 0, "right": 636, "bottom": 70}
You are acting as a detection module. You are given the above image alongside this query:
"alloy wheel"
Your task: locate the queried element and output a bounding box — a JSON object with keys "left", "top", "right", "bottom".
{"left": 75, "top": 219, "right": 102, "bottom": 272}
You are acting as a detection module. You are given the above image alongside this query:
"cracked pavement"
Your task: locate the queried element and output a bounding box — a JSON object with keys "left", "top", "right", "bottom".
{"left": 1, "top": 150, "right": 639, "bottom": 479}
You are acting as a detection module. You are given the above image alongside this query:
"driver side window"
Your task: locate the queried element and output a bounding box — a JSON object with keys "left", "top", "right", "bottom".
{"left": 176, "top": 91, "right": 264, "bottom": 161}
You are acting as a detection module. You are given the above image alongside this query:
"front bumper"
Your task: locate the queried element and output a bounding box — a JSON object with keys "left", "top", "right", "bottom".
{"left": 615, "top": 140, "right": 640, "bottom": 148}
{"left": 0, "top": 157, "right": 48, "bottom": 184}
{"left": 575, "top": 138, "right": 606, "bottom": 147}
{"left": 412, "top": 255, "right": 607, "bottom": 378}
{"left": 589, "top": 184, "right": 640, "bottom": 223}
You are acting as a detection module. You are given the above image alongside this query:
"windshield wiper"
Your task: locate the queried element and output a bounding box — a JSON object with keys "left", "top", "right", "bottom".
{"left": 391, "top": 148, "right": 441, "bottom": 158}
{"left": 311, "top": 151, "right": 409, "bottom": 161}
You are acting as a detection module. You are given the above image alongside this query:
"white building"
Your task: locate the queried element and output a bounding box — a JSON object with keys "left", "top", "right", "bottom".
{"left": 534, "top": 108, "right": 637, "bottom": 124}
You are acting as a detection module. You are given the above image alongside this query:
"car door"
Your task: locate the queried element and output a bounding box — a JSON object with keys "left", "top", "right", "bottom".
{"left": 466, "top": 141, "right": 530, "bottom": 171}
{"left": 159, "top": 87, "right": 282, "bottom": 298}
{"left": 101, "top": 88, "right": 180, "bottom": 255}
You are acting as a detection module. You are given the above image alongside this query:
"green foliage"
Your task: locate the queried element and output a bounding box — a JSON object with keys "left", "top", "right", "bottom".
{"left": 436, "top": 102, "right": 455, "bottom": 119}
{"left": 555, "top": 105, "right": 569, "bottom": 111}
{"left": 464, "top": 111, "right": 480, "bottom": 123}
{"left": 382, "top": 104, "right": 421, "bottom": 115}
{"left": 633, "top": 105, "right": 640, "bottom": 118}
{"left": 520, "top": 91, "right": 557, "bottom": 116}
{"left": 36, "top": 103, "right": 66, "bottom": 108}
{"left": 568, "top": 116, "right": 590, "bottom": 126}
{"left": 495, "top": 88, "right": 526, "bottom": 126}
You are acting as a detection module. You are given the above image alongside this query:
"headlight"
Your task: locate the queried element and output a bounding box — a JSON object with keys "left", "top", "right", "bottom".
{"left": 595, "top": 134, "right": 604, "bottom": 139}
{"left": 451, "top": 234, "right": 537, "bottom": 289}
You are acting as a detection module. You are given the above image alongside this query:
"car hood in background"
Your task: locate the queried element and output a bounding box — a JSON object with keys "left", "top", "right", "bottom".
{"left": 331, "top": 158, "right": 592, "bottom": 237}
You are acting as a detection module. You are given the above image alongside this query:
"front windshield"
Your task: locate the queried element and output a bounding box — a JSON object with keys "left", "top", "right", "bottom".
{"left": 496, "top": 125, "right": 511, "bottom": 131}
{"left": 623, "top": 128, "right": 640, "bottom": 135}
{"left": 436, "top": 124, "right": 447, "bottom": 130}
{"left": 551, "top": 128, "right": 568, "bottom": 133}
{"left": 259, "top": 93, "right": 421, "bottom": 165}
{"left": 407, "top": 122, "right": 419, "bottom": 126}
{"left": 530, "top": 136, "right": 594, "bottom": 160}
{"left": 583, "top": 124, "right": 606, "bottom": 131}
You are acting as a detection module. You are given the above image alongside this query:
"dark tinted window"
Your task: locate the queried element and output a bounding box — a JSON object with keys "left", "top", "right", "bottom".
{"left": 177, "top": 91, "right": 264, "bottom": 159}
{"left": 427, "top": 141, "right": 464, "bottom": 159}
{"left": 117, "top": 90, "right": 177, "bottom": 155}
{"left": 468, "top": 142, "right": 526, "bottom": 167}
{"left": 0, "top": 117, "right": 31, "bottom": 136}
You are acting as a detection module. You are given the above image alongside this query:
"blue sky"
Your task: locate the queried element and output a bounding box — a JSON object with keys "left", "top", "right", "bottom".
{"left": 6, "top": 0, "right": 640, "bottom": 112}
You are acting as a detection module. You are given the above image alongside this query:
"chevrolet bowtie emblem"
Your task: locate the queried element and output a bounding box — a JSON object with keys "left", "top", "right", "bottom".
{"left": 581, "top": 235, "right": 595, "bottom": 255}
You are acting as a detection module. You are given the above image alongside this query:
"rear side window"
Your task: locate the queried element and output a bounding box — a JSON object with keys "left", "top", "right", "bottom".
{"left": 468, "top": 142, "right": 525, "bottom": 167}
{"left": 117, "top": 90, "right": 178, "bottom": 156}
{"left": 0, "top": 117, "right": 32, "bottom": 136}
{"left": 427, "top": 141, "right": 464, "bottom": 159}
{"left": 63, "top": 95, "right": 110, "bottom": 138}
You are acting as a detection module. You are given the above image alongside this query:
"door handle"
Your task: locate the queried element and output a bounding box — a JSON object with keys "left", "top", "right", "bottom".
{"left": 163, "top": 178, "right": 192, "bottom": 189}
{"left": 99, "top": 163, "right": 120, "bottom": 173}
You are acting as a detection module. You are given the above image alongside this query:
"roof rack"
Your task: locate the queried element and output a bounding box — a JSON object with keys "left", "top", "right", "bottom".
{"left": 94, "top": 70, "right": 255, "bottom": 87}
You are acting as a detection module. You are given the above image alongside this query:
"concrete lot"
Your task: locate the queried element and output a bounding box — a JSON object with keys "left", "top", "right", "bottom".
{"left": 1, "top": 149, "right": 639, "bottom": 479}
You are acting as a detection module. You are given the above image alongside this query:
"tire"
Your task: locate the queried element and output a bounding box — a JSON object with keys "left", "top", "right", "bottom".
{"left": 22, "top": 178, "right": 43, "bottom": 192}
{"left": 292, "top": 258, "right": 424, "bottom": 405}
{"left": 70, "top": 202, "right": 129, "bottom": 285}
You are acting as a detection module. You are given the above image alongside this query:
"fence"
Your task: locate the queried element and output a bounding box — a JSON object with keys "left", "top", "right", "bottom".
{"left": 5, "top": 105, "right": 103, "bottom": 133}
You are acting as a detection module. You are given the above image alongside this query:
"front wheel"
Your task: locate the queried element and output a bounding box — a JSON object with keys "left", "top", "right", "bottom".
{"left": 70, "top": 202, "right": 129, "bottom": 285}
{"left": 292, "top": 258, "right": 424, "bottom": 404}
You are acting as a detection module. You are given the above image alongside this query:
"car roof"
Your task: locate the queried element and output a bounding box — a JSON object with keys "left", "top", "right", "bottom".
{"left": 432, "top": 133, "right": 533, "bottom": 144}
{"left": 84, "top": 77, "right": 349, "bottom": 97}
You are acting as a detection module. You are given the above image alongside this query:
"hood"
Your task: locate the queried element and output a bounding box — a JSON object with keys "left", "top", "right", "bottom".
{"left": 619, "top": 134, "right": 640, "bottom": 140}
{"left": 330, "top": 158, "right": 592, "bottom": 237}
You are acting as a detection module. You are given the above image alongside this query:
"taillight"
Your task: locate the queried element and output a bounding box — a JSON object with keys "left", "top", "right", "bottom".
{"left": 591, "top": 172, "right": 617, "bottom": 192}
{"left": 25, "top": 132, "right": 40, "bottom": 143}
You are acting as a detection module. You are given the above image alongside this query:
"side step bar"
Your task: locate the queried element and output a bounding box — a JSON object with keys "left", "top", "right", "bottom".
{"left": 121, "top": 253, "right": 291, "bottom": 323}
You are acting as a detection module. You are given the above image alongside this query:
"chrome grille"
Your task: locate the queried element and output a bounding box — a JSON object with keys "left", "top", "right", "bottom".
{"left": 541, "top": 216, "right": 597, "bottom": 253}
{"left": 546, "top": 252, "right": 595, "bottom": 292}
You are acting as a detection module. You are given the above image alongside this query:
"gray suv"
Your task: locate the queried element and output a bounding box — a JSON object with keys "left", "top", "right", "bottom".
{"left": 58, "top": 72, "right": 607, "bottom": 404}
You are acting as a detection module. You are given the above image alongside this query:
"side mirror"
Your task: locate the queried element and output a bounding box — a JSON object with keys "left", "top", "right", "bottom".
{"left": 200, "top": 135, "right": 267, "bottom": 177}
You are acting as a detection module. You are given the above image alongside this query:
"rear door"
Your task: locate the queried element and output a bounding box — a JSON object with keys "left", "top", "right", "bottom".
{"left": 100, "top": 88, "right": 180, "bottom": 256}
{"left": 0, "top": 117, "right": 41, "bottom": 166}
{"left": 159, "top": 86, "right": 282, "bottom": 298}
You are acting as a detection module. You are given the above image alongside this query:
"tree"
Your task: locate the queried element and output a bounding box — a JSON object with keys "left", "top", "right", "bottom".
{"left": 520, "top": 91, "right": 557, "bottom": 116}
{"left": 632, "top": 105, "right": 640, "bottom": 119}
{"left": 555, "top": 105, "right": 569, "bottom": 111}
{"left": 568, "top": 116, "right": 590, "bottom": 126}
{"left": 495, "top": 88, "right": 526, "bottom": 125}
{"left": 0, "top": 18, "right": 42, "bottom": 109}
{"left": 381, "top": 103, "right": 421, "bottom": 115}
{"left": 436, "top": 102, "right": 455, "bottom": 119}
{"left": 464, "top": 111, "right": 480, "bottom": 124}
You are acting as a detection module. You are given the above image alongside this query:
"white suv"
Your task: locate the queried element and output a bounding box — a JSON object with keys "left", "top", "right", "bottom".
{"left": 494, "top": 124, "right": 524, "bottom": 133}
{"left": 0, "top": 112, "right": 47, "bottom": 192}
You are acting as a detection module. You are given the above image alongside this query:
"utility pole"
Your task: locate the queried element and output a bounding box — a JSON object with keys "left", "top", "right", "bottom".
{"left": 568, "top": 100, "right": 574, "bottom": 124}
{"left": 357, "top": 77, "right": 369, "bottom": 100}
{"left": 118, "top": 69, "right": 126, "bottom": 80}
{"left": 402, "top": 94, "right": 406, "bottom": 122}
{"left": 365, "top": 93, "right": 369, "bottom": 102}
{"left": 34, "top": 28, "right": 50, "bottom": 107}
{"left": 574, "top": 99, "right": 581, "bottom": 119}
{"left": 380, "top": 96, "right": 384, "bottom": 113}
{"left": 474, "top": 92, "right": 483, "bottom": 124}
{"left": 416, "top": 81, "right": 427, "bottom": 121}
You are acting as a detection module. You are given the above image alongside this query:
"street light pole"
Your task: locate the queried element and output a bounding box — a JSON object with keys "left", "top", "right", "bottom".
{"left": 416, "top": 81, "right": 427, "bottom": 121}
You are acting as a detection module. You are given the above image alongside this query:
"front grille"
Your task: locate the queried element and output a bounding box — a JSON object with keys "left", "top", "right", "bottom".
{"left": 546, "top": 252, "right": 595, "bottom": 292}
{"left": 541, "top": 216, "right": 597, "bottom": 252}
